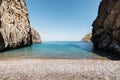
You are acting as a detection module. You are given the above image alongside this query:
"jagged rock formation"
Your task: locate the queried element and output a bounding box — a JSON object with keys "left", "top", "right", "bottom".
{"left": 92, "top": 0, "right": 120, "bottom": 54}
{"left": 0, "top": 0, "right": 40, "bottom": 51}
{"left": 82, "top": 33, "right": 92, "bottom": 42}
{"left": 31, "top": 28, "right": 41, "bottom": 43}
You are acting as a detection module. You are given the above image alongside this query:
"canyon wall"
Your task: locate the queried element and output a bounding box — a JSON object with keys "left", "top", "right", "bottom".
{"left": 0, "top": 0, "right": 40, "bottom": 51}
{"left": 92, "top": 0, "right": 120, "bottom": 54}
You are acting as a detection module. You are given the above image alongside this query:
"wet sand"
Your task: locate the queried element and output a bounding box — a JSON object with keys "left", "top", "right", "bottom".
{"left": 0, "top": 59, "right": 119, "bottom": 80}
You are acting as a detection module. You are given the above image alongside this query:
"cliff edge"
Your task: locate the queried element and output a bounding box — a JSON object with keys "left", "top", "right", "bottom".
{"left": 92, "top": 0, "right": 120, "bottom": 54}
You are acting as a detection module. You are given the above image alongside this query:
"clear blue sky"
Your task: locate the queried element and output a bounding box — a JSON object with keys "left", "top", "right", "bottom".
{"left": 25, "top": 0, "right": 101, "bottom": 41}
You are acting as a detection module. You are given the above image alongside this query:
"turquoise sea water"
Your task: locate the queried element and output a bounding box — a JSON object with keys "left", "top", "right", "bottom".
{"left": 0, "top": 41, "right": 107, "bottom": 59}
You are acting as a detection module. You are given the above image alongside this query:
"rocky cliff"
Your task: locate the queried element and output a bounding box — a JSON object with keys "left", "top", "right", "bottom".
{"left": 0, "top": 0, "right": 40, "bottom": 51}
{"left": 31, "top": 28, "right": 41, "bottom": 43}
{"left": 92, "top": 0, "right": 120, "bottom": 54}
{"left": 82, "top": 33, "right": 92, "bottom": 42}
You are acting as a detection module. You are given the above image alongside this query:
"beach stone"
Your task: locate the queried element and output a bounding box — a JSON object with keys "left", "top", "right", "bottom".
{"left": 82, "top": 33, "right": 92, "bottom": 42}
{"left": 92, "top": 0, "right": 120, "bottom": 54}
{"left": 0, "top": 0, "right": 40, "bottom": 51}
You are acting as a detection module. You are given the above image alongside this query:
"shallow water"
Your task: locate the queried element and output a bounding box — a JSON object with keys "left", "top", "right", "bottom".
{"left": 0, "top": 41, "right": 107, "bottom": 59}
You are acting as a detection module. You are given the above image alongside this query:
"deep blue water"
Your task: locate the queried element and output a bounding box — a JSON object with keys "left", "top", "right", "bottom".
{"left": 0, "top": 41, "right": 106, "bottom": 59}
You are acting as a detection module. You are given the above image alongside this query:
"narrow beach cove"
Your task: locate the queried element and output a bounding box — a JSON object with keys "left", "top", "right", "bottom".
{"left": 0, "top": 42, "right": 120, "bottom": 80}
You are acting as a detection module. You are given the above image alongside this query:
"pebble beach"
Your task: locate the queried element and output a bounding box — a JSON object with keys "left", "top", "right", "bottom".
{"left": 0, "top": 59, "right": 119, "bottom": 80}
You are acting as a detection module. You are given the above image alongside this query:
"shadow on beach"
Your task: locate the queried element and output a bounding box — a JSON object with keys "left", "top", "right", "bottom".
{"left": 93, "top": 50, "right": 120, "bottom": 60}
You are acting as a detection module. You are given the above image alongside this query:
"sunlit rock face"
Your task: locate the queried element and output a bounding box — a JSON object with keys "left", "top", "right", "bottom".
{"left": 31, "top": 28, "right": 41, "bottom": 44}
{"left": 92, "top": 0, "right": 120, "bottom": 54}
{"left": 82, "top": 33, "right": 92, "bottom": 42}
{"left": 0, "top": 0, "right": 32, "bottom": 51}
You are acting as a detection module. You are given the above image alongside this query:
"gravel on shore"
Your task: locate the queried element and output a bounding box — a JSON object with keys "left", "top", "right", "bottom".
{"left": 0, "top": 59, "right": 119, "bottom": 80}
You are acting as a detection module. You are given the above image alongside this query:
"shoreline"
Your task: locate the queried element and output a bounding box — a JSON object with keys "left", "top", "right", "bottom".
{"left": 0, "top": 56, "right": 109, "bottom": 61}
{"left": 0, "top": 58, "right": 119, "bottom": 80}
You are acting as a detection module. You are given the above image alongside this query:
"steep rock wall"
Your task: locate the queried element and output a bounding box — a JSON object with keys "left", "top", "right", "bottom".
{"left": 0, "top": 0, "right": 32, "bottom": 51}
{"left": 92, "top": 0, "right": 120, "bottom": 54}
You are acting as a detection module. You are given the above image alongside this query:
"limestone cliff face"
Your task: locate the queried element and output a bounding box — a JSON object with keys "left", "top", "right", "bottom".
{"left": 82, "top": 33, "right": 92, "bottom": 42}
{"left": 92, "top": 0, "right": 120, "bottom": 53}
{"left": 0, "top": 0, "right": 39, "bottom": 51}
{"left": 31, "top": 28, "right": 41, "bottom": 43}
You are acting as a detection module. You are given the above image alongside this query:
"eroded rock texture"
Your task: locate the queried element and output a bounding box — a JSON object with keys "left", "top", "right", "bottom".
{"left": 92, "top": 0, "right": 120, "bottom": 54}
{"left": 0, "top": 0, "right": 32, "bottom": 51}
{"left": 31, "top": 28, "right": 41, "bottom": 43}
